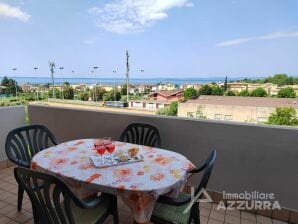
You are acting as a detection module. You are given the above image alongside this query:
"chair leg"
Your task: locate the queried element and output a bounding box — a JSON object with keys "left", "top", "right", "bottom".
{"left": 17, "top": 185, "right": 24, "bottom": 211}
{"left": 112, "top": 196, "right": 119, "bottom": 224}
{"left": 189, "top": 203, "right": 200, "bottom": 224}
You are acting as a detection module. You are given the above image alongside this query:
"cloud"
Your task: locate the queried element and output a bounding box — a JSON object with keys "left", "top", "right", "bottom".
{"left": 259, "top": 31, "right": 298, "bottom": 40}
{"left": 88, "top": 0, "right": 194, "bottom": 34}
{"left": 0, "top": 2, "right": 30, "bottom": 22}
{"left": 216, "top": 30, "right": 298, "bottom": 47}
{"left": 216, "top": 38, "right": 252, "bottom": 47}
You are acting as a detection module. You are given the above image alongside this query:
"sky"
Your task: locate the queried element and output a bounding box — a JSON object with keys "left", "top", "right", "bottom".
{"left": 0, "top": 0, "right": 298, "bottom": 78}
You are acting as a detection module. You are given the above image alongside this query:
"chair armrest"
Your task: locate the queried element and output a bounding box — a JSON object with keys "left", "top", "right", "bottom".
{"left": 188, "top": 163, "right": 206, "bottom": 173}
{"left": 157, "top": 193, "right": 191, "bottom": 206}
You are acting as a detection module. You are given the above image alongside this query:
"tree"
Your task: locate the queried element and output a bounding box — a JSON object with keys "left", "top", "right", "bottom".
{"left": 266, "top": 107, "right": 298, "bottom": 126}
{"left": 226, "top": 90, "right": 236, "bottom": 96}
{"left": 277, "top": 87, "right": 296, "bottom": 98}
{"left": 91, "top": 87, "right": 106, "bottom": 101}
{"left": 264, "top": 74, "right": 293, "bottom": 86}
{"left": 223, "top": 76, "right": 228, "bottom": 91}
{"left": 79, "top": 91, "right": 90, "bottom": 101}
{"left": 250, "top": 88, "right": 267, "bottom": 97}
{"left": 62, "top": 82, "right": 74, "bottom": 99}
{"left": 211, "top": 86, "right": 224, "bottom": 96}
{"left": 49, "top": 62, "right": 55, "bottom": 98}
{"left": 198, "top": 85, "right": 212, "bottom": 95}
{"left": 238, "top": 90, "right": 250, "bottom": 96}
{"left": 103, "top": 90, "right": 121, "bottom": 101}
{"left": 48, "top": 88, "right": 61, "bottom": 98}
{"left": 121, "top": 85, "right": 127, "bottom": 95}
{"left": 156, "top": 101, "right": 178, "bottom": 116}
{"left": 1, "top": 76, "right": 22, "bottom": 95}
{"left": 183, "top": 88, "right": 197, "bottom": 100}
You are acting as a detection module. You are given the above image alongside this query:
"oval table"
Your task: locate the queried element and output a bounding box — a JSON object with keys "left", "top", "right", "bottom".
{"left": 31, "top": 139, "right": 194, "bottom": 223}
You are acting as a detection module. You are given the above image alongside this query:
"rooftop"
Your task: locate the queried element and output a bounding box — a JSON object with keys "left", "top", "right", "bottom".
{"left": 185, "top": 95, "right": 298, "bottom": 108}
{"left": 149, "top": 89, "right": 183, "bottom": 97}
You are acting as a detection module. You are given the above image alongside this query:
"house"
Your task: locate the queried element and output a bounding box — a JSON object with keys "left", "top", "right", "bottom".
{"left": 129, "top": 100, "right": 170, "bottom": 111}
{"left": 181, "top": 83, "right": 202, "bottom": 90}
{"left": 157, "top": 82, "right": 176, "bottom": 91}
{"left": 148, "top": 90, "right": 183, "bottom": 101}
{"left": 178, "top": 95, "right": 298, "bottom": 123}
{"left": 20, "top": 83, "right": 37, "bottom": 92}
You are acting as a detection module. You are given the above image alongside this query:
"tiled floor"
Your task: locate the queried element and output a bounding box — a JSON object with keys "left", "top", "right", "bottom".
{"left": 0, "top": 167, "right": 288, "bottom": 224}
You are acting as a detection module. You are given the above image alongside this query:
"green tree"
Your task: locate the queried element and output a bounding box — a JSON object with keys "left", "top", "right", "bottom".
{"left": 1, "top": 76, "right": 22, "bottom": 95}
{"left": 79, "top": 91, "right": 90, "bottom": 101}
{"left": 103, "top": 90, "right": 121, "bottom": 101}
{"left": 183, "top": 87, "right": 197, "bottom": 100}
{"left": 211, "top": 86, "right": 224, "bottom": 96}
{"left": 226, "top": 90, "right": 236, "bottom": 96}
{"left": 223, "top": 76, "right": 228, "bottom": 91}
{"left": 91, "top": 87, "right": 106, "bottom": 101}
{"left": 266, "top": 107, "right": 298, "bottom": 126}
{"left": 277, "top": 87, "right": 296, "bottom": 98}
{"left": 156, "top": 101, "right": 178, "bottom": 116}
{"left": 264, "top": 74, "right": 293, "bottom": 86}
{"left": 48, "top": 88, "right": 61, "bottom": 98}
{"left": 238, "top": 90, "right": 250, "bottom": 96}
{"left": 250, "top": 88, "right": 267, "bottom": 97}
{"left": 198, "top": 85, "right": 212, "bottom": 95}
{"left": 121, "top": 85, "right": 128, "bottom": 95}
{"left": 62, "top": 82, "right": 74, "bottom": 99}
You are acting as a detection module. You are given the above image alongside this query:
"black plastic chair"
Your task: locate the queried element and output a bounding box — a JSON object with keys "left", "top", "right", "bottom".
{"left": 14, "top": 167, "right": 118, "bottom": 224}
{"left": 5, "top": 124, "right": 58, "bottom": 210}
{"left": 150, "top": 150, "right": 217, "bottom": 224}
{"left": 119, "top": 123, "right": 161, "bottom": 147}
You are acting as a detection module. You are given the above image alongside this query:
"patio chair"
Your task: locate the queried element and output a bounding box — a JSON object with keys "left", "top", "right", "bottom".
{"left": 5, "top": 124, "right": 58, "bottom": 210}
{"left": 119, "top": 123, "right": 161, "bottom": 147}
{"left": 14, "top": 167, "right": 119, "bottom": 224}
{"left": 150, "top": 150, "right": 217, "bottom": 224}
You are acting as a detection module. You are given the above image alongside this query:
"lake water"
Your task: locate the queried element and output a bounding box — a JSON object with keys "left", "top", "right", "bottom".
{"left": 0, "top": 76, "right": 246, "bottom": 85}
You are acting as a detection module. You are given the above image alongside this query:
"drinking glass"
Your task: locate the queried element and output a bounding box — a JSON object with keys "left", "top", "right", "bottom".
{"left": 103, "top": 137, "right": 114, "bottom": 162}
{"left": 94, "top": 139, "right": 105, "bottom": 163}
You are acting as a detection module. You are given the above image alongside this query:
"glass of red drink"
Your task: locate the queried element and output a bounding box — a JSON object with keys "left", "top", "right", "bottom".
{"left": 103, "top": 137, "right": 115, "bottom": 162}
{"left": 94, "top": 139, "right": 105, "bottom": 163}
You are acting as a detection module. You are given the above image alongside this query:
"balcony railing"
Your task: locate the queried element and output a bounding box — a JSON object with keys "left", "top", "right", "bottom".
{"left": 0, "top": 104, "right": 297, "bottom": 223}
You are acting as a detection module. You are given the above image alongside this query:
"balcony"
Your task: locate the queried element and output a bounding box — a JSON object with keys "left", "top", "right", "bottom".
{"left": 0, "top": 105, "right": 297, "bottom": 224}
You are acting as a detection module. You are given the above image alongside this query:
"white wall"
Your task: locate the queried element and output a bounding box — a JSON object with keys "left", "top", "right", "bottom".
{"left": 0, "top": 106, "right": 26, "bottom": 162}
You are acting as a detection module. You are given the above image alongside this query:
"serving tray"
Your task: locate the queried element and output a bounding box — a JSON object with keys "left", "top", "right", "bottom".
{"left": 90, "top": 154, "right": 144, "bottom": 168}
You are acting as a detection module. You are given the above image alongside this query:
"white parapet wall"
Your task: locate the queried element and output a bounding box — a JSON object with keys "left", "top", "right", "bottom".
{"left": 0, "top": 106, "right": 26, "bottom": 168}
{"left": 28, "top": 104, "right": 298, "bottom": 211}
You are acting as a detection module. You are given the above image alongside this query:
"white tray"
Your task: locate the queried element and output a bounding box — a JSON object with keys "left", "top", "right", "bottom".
{"left": 90, "top": 155, "right": 144, "bottom": 168}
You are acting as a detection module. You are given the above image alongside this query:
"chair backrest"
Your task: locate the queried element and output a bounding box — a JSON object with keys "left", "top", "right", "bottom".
{"left": 14, "top": 167, "right": 83, "bottom": 224}
{"left": 194, "top": 150, "right": 217, "bottom": 196}
{"left": 5, "top": 125, "right": 58, "bottom": 168}
{"left": 119, "top": 123, "right": 161, "bottom": 147}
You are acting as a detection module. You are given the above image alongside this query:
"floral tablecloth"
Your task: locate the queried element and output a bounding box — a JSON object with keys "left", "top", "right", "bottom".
{"left": 31, "top": 139, "right": 194, "bottom": 223}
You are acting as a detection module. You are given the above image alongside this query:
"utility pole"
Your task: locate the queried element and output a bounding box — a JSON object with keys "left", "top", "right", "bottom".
{"left": 34, "top": 67, "right": 38, "bottom": 101}
{"left": 93, "top": 66, "right": 98, "bottom": 102}
{"left": 49, "top": 62, "right": 55, "bottom": 99}
{"left": 125, "top": 50, "right": 129, "bottom": 102}
{"left": 59, "top": 67, "right": 64, "bottom": 100}
{"left": 113, "top": 70, "right": 117, "bottom": 101}
{"left": 12, "top": 68, "right": 17, "bottom": 98}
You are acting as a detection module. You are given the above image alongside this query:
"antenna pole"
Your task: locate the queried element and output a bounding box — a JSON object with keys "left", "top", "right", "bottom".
{"left": 125, "top": 50, "right": 129, "bottom": 102}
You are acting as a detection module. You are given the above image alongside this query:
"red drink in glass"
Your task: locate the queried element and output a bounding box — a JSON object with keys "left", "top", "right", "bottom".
{"left": 106, "top": 143, "right": 115, "bottom": 154}
{"left": 96, "top": 145, "right": 106, "bottom": 156}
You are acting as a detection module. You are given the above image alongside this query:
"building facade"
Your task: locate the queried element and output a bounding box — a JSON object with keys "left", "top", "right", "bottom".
{"left": 178, "top": 95, "right": 298, "bottom": 123}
